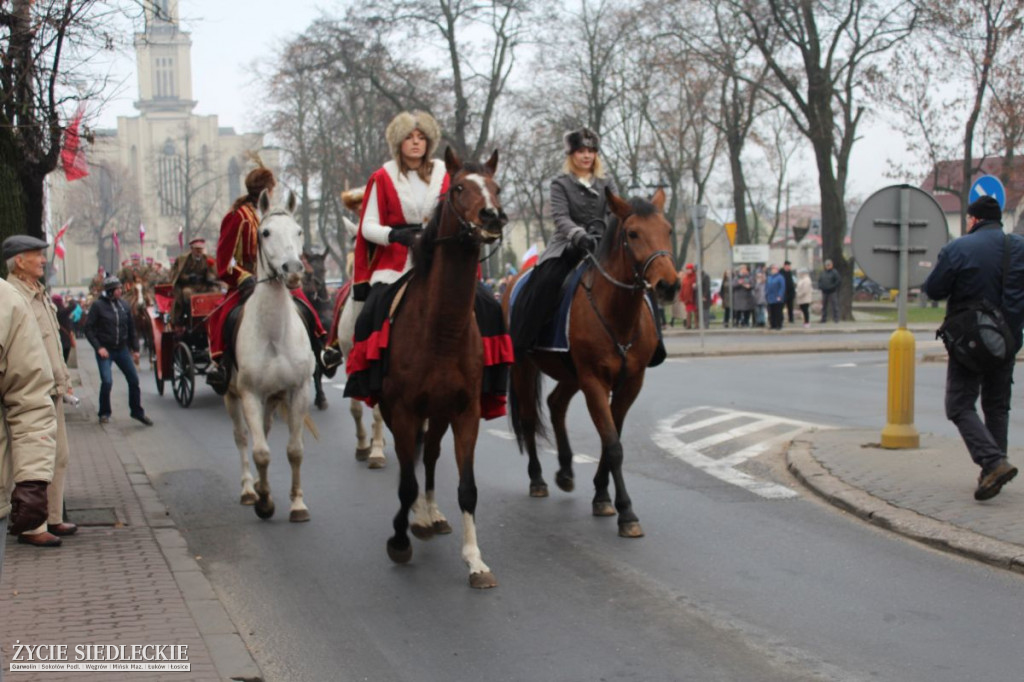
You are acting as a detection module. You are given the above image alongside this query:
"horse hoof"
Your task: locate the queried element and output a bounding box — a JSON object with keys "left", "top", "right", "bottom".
{"left": 529, "top": 484, "right": 549, "bottom": 498}
{"left": 367, "top": 454, "right": 386, "bottom": 469}
{"left": 289, "top": 509, "right": 311, "bottom": 523}
{"left": 555, "top": 473, "right": 575, "bottom": 493}
{"left": 315, "top": 396, "right": 328, "bottom": 411}
{"left": 387, "top": 538, "right": 412, "bottom": 564}
{"left": 592, "top": 501, "right": 616, "bottom": 517}
{"left": 433, "top": 520, "right": 453, "bottom": 535}
{"left": 255, "top": 496, "right": 275, "bottom": 520}
{"left": 469, "top": 571, "right": 498, "bottom": 589}
{"left": 355, "top": 446, "right": 371, "bottom": 462}
{"left": 618, "top": 521, "right": 644, "bottom": 538}
{"left": 410, "top": 523, "right": 435, "bottom": 540}
{"left": 240, "top": 491, "right": 258, "bottom": 506}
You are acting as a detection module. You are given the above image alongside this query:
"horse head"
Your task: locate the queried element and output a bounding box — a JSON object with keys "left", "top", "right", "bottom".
{"left": 442, "top": 146, "right": 508, "bottom": 244}
{"left": 257, "top": 190, "right": 305, "bottom": 290}
{"left": 604, "top": 187, "right": 680, "bottom": 304}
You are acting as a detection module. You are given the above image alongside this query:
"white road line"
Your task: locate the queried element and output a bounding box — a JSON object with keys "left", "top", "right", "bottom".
{"left": 831, "top": 362, "right": 858, "bottom": 368}
{"left": 487, "top": 429, "right": 517, "bottom": 441}
{"left": 654, "top": 406, "right": 827, "bottom": 500}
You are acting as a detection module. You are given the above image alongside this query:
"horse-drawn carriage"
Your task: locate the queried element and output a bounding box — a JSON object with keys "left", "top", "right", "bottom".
{"left": 149, "top": 283, "right": 223, "bottom": 407}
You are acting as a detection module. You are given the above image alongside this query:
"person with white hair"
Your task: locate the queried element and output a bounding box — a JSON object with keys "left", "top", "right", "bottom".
{"left": 796, "top": 268, "right": 813, "bottom": 328}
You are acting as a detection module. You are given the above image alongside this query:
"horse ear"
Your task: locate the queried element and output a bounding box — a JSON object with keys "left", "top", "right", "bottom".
{"left": 444, "top": 146, "right": 462, "bottom": 176}
{"left": 484, "top": 148, "right": 499, "bottom": 175}
{"left": 651, "top": 187, "right": 667, "bottom": 213}
{"left": 258, "top": 189, "right": 271, "bottom": 214}
{"left": 605, "top": 186, "right": 632, "bottom": 221}
{"left": 287, "top": 191, "right": 297, "bottom": 214}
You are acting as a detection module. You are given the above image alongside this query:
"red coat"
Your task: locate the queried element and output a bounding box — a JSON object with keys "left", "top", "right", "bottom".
{"left": 353, "top": 162, "right": 449, "bottom": 292}
{"left": 216, "top": 203, "right": 259, "bottom": 290}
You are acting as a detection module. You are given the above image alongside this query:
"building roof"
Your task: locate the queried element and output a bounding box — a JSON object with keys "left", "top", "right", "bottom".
{"left": 920, "top": 157, "right": 1024, "bottom": 214}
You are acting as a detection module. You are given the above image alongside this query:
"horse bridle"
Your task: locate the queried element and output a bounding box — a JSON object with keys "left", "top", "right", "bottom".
{"left": 433, "top": 177, "right": 507, "bottom": 249}
{"left": 254, "top": 208, "right": 292, "bottom": 285}
{"left": 583, "top": 216, "right": 672, "bottom": 292}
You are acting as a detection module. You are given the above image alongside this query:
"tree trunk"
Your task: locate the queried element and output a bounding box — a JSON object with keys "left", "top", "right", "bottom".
{"left": 21, "top": 168, "right": 46, "bottom": 240}
{"left": 0, "top": 129, "right": 26, "bottom": 278}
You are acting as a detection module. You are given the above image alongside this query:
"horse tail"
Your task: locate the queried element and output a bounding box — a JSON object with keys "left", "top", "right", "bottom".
{"left": 508, "top": 364, "right": 546, "bottom": 453}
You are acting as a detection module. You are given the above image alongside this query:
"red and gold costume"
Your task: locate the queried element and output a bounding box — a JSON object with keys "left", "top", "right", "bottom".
{"left": 207, "top": 202, "right": 325, "bottom": 359}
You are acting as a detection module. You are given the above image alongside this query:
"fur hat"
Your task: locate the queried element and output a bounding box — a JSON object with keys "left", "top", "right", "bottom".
{"left": 564, "top": 127, "right": 600, "bottom": 154}
{"left": 967, "top": 195, "right": 1001, "bottom": 222}
{"left": 341, "top": 188, "right": 365, "bottom": 213}
{"left": 385, "top": 111, "right": 441, "bottom": 163}
{"left": 103, "top": 275, "right": 122, "bottom": 291}
{"left": 245, "top": 167, "right": 276, "bottom": 197}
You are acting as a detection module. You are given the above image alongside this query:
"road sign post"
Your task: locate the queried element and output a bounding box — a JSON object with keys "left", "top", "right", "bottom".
{"left": 851, "top": 185, "right": 948, "bottom": 449}
{"left": 693, "top": 205, "right": 708, "bottom": 348}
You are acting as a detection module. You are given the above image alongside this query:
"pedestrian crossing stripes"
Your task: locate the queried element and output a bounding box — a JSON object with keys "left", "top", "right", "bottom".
{"left": 654, "top": 406, "right": 828, "bottom": 499}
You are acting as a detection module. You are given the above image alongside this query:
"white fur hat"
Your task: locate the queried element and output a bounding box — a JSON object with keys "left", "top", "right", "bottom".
{"left": 385, "top": 110, "right": 442, "bottom": 163}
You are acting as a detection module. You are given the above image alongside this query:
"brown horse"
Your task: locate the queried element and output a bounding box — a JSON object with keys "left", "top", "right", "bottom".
{"left": 502, "top": 188, "right": 679, "bottom": 538}
{"left": 378, "top": 147, "right": 506, "bottom": 588}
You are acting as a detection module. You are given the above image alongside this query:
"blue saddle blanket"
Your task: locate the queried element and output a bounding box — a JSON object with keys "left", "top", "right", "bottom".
{"left": 509, "top": 264, "right": 587, "bottom": 352}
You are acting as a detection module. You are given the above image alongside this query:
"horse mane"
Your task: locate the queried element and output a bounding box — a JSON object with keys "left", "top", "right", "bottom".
{"left": 413, "top": 161, "right": 490, "bottom": 273}
{"left": 593, "top": 197, "right": 658, "bottom": 262}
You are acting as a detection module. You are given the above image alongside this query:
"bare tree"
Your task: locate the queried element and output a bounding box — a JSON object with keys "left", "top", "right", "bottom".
{"left": 728, "top": 0, "right": 918, "bottom": 319}
{"left": 62, "top": 162, "right": 143, "bottom": 272}
{"left": 152, "top": 123, "right": 223, "bottom": 245}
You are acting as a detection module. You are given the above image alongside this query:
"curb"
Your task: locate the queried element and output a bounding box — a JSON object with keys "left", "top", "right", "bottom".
{"left": 785, "top": 438, "right": 1024, "bottom": 575}
{"left": 76, "top": 367, "right": 264, "bottom": 682}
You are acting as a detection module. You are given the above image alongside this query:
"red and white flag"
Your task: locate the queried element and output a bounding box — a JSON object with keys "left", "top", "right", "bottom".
{"left": 177, "top": 225, "right": 183, "bottom": 249}
{"left": 53, "top": 218, "right": 72, "bottom": 260}
{"left": 139, "top": 222, "right": 146, "bottom": 246}
{"left": 112, "top": 230, "right": 121, "bottom": 256}
{"left": 61, "top": 103, "right": 89, "bottom": 182}
{"left": 520, "top": 243, "right": 539, "bottom": 271}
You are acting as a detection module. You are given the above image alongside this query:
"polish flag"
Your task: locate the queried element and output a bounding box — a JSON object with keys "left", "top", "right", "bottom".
{"left": 61, "top": 104, "right": 89, "bottom": 182}
{"left": 520, "top": 243, "right": 539, "bottom": 271}
{"left": 139, "top": 222, "right": 146, "bottom": 246}
{"left": 54, "top": 219, "right": 72, "bottom": 260}
{"left": 112, "top": 230, "right": 121, "bottom": 255}
{"left": 178, "top": 225, "right": 183, "bottom": 249}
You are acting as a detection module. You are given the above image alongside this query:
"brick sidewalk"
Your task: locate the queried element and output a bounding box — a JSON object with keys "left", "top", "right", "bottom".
{"left": 1, "top": 362, "right": 261, "bottom": 681}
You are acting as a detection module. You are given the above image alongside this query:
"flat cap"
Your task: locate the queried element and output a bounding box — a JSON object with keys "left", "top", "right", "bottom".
{"left": 2, "top": 234, "right": 49, "bottom": 260}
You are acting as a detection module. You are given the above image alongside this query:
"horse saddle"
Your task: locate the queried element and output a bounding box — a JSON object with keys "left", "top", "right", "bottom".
{"left": 509, "top": 264, "right": 586, "bottom": 353}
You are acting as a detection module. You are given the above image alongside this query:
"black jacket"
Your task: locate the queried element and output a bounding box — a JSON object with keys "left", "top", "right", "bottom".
{"left": 924, "top": 221, "right": 1024, "bottom": 348}
{"left": 85, "top": 294, "right": 138, "bottom": 352}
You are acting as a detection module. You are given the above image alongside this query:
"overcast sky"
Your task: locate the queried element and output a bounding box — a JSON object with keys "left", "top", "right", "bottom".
{"left": 94, "top": 0, "right": 908, "bottom": 206}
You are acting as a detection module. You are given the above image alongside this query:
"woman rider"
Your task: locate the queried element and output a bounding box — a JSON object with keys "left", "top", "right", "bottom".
{"left": 205, "top": 167, "right": 335, "bottom": 393}
{"left": 509, "top": 127, "right": 616, "bottom": 354}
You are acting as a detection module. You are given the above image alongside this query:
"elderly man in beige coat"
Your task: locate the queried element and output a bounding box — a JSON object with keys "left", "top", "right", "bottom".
{"left": 1, "top": 275, "right": 57, "bottom": 589}
{"left": 4, "top": 235, "right": 73, "bottom": 547}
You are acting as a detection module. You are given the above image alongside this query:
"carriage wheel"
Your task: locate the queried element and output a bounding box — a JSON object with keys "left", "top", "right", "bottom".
{"left": 172, "top": 342, "right": 195, "bottom": 407}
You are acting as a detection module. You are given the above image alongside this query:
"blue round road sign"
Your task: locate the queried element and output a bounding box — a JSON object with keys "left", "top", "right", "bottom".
{"left": 969, "top": 175, "right": 1006, "bottom": 210}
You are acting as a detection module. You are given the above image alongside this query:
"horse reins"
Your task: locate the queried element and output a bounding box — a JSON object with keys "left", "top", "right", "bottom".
{"left": 433, "top": 181, "right": 507, "bottom": 260}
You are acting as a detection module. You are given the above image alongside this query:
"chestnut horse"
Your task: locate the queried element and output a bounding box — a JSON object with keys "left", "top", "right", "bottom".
{"left": 502, "top": 188, "right": 679, "bottom": 538}
{"left": 378, "top": 147, "right": 506, "bottom": 588}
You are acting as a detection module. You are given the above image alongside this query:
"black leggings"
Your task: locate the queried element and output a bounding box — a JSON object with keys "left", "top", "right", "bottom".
{"left": 800, "top": 303, "right": 810, "bottom": 324}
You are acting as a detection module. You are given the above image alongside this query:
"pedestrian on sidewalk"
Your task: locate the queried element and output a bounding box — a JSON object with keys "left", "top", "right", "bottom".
{"left": 84, "top": 276, "right": 154, "bottom": 427}
{"left": 1, "top": 275, "right": 58, "bottom": 567}
{"left": 4, "top": 236, "right": 76, "bottom": 547}
{"left": 818, "top": 259, "right": 840, "bottom": 323}
{"left": 923, "top": 196, "right": 1024, "bottom": 501}
{"left": 753, "top": 269, "right": 767, "bottom": 327}
{"left": 782, "top": 261, "right": 797, "bottom": 324}
{"left": 766, "top": 264, "right": 786, "bottom": 330}
{"left": 796, "top": 268, "right": 813, "bottom": 327}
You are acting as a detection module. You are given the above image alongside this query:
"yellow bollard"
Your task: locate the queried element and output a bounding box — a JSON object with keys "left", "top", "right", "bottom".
{"left": 881, "top": 327, "right": 920, "bottom": 448}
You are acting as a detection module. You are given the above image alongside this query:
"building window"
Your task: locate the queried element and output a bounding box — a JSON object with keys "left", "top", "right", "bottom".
{"left": 155, "top": 57, "right": 176, "bottom": 98}
{"left": 159, "top": 139, "right": 183, "bottom": 216}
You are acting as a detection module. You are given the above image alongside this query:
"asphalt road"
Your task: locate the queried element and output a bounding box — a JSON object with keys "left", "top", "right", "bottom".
{"left": 121, "top": 349, "right": 1024, "bottom": 682}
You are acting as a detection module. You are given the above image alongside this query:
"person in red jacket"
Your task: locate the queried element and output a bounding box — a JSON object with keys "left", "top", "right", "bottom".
{"left": 205, "top": 167, "right": 336, "bottom": 393}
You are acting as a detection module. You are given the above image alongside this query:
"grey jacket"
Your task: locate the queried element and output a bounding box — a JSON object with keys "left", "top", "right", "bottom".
{"left": 538, "top": 173, "right": 618, "bottom": 266}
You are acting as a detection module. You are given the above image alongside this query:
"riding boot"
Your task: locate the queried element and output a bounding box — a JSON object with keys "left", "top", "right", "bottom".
{"left": 206, "top": 356, "right": 230, "bottom": 396}
{"left": 321, "top": 344, "right": 342, "bottom": 378}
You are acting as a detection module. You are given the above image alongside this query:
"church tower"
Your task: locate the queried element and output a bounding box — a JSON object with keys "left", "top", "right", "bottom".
{"left": 133, "top": 0, "right": 196, "bottom": 118}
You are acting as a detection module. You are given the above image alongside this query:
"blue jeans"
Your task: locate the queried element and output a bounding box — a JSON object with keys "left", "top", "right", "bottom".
{"left": 96, "top": 346, "right": 143, "bottom": 419}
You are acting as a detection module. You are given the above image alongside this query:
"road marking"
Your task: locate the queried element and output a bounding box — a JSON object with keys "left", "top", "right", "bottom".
{"left": 487, "top": 429, "right": 516, "bottom": 441}
{"left": 654, "top": 406, "right": 827, "bottom": 499}
{"left": 486, "top": 429, "right": 598, "bottom": 463}
{"left": 831, "top": 362, "right": 858, "bottom": 368}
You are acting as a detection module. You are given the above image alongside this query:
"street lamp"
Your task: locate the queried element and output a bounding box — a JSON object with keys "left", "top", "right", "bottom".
{"left": 693, "top": 204, "right": 709, "bottom": 348}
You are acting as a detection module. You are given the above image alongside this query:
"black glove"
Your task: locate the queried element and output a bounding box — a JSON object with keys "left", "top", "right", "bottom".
{"left": 571, "top": 230, "right": 595, "bottom": 254}
{"left": 8, "top": 480, "right": 49, "bottom": 535}
{"left": 388, "top": 227, "right": 419, "bottom": 248}
{"left": 237, "top": 276, "right": 256, "bottom": 301}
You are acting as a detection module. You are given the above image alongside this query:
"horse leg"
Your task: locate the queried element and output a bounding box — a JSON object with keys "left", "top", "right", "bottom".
{"left": 411, "top": 419, "right": 452, "bottom": 539}
{"left": 548, "top": 380, "right": 579, "bottom": 493}
{"left": 386, "top": 409, "right": 423, "bottom": 564}
{"left": 242, "top": 391, "right": 275, "bottom": 520}
{"left": 512, "top": 363, "right": 547, "bottom": 497}
{"left": 580, "top": 376, "right": 642, "bottom": 537}
{"left": 452, "top": 411, "right": 496, "bottom": 589}
{"left": 313, "top": 365, "right": 328, "bottom": 411}
{"left": 226, "top": 393, "right": 257, "bottom": 505}
{"left": 285, "top": 389, "right": 311, "bottom": 522}
{"left": 351, "top": 399, "right": 371, "bottom": 461}
{"left": 367, "top": 405, "right": 387, "bottom": 469}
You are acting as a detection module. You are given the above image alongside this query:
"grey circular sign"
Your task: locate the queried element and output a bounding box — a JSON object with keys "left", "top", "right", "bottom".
{"left": 851, "top": 185, "right": 949, "bottom": 290}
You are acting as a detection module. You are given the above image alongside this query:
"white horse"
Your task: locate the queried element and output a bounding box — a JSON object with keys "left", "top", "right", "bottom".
{"left": 227, "top": 190, "right": 317, "bottom": 522}
{"left": 339, "top": 208, "right": 387, "bottom": 469}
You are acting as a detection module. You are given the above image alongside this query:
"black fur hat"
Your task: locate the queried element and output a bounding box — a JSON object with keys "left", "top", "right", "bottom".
{"left": 564, "top": 127, "right": 600, "bottom": 155}
{"left": 967, "top": 195, "right": 1001, "bottom": 222}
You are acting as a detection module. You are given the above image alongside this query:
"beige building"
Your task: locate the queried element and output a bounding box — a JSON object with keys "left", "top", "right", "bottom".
{"left": 50, "top": 0, "right": 278, "bottom": 284}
